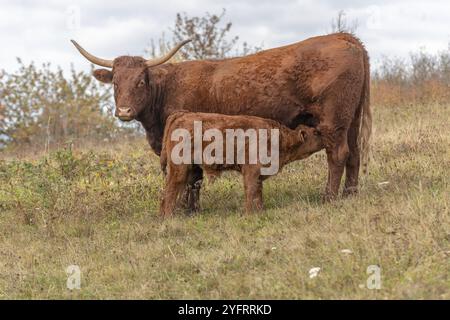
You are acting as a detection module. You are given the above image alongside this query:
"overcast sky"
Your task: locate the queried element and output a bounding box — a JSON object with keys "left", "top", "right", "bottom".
{"left": 1, "top": 0, "right": 449, "bottom": 73}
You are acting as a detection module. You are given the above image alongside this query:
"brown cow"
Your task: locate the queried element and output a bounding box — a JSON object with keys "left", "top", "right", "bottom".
{"left": 72, "top": 32, "right": 371, "bottom": 208}
{"left": 159, "top": 111, "right": 324, "bottom": 216}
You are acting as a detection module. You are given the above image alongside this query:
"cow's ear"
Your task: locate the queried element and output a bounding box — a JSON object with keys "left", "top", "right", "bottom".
{"left": 298, "top": 129, "right": 307, "bottom": 143}
{"left": 93, "top": 69, "right": 113, "bottom": 83}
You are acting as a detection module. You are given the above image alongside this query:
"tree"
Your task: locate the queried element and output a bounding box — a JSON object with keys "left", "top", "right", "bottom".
{"left": 330, "top": 10, "right": 359, "bottom": 34}
{"left": 147, "top": 9, "right": 262, "bottom": 61}
{"left": 0, "top": 60, "right": 129, "bottom": 150}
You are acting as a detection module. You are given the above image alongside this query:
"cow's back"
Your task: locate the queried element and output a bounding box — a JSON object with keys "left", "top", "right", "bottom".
{"left": 164, "top": 33, "right": 367, "bottom": 129}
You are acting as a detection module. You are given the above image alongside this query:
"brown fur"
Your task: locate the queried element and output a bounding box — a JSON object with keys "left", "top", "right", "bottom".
{"left": 91, "top": 33, "right": 371, "bottom": 202}
{"left": 159, "top": 112, "right": 323, "bottom": 216}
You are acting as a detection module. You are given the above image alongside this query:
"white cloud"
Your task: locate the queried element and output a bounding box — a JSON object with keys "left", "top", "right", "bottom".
{"left": 349, "top": 0, "right": 450, "bottom": 60}
{"left": 0, "top": 0, "right": 449, "bottom": 73}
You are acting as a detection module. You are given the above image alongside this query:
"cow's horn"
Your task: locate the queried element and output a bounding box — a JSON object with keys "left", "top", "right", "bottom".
{"left": 71, "top": 40, "right": 114, "bottom": 68}
{"left": 145, "top": 39, "right": 191, "bottom": 67}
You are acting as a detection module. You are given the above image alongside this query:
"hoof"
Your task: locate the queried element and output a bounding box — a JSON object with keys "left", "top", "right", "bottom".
{"left": 343, "top": 186, "right": 358, "bottom": 197}
{"left": 184, "top": 205, "right": 200, "bottom": 216}
{"left": 323, "top": 193, "right": 337, "bottom": 202}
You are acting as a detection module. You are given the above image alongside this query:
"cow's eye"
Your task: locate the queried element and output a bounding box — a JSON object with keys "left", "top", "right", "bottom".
{"left": 138, "top": 79, "right": 145, "bottom": 87}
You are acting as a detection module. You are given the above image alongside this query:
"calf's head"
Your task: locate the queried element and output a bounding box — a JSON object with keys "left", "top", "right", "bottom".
{"left": 294, "top": 125, "right": 324, "bottom": 159}
{"left": 71, "top": 40, "right": 190, "bottom": 122}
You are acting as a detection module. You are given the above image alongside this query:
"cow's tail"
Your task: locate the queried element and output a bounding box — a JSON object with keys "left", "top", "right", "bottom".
{"left": 359, "top": 48, "right": 372, "bottom": 175}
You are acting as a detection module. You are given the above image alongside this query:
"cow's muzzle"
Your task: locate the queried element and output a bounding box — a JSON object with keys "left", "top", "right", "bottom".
{"left": 115, "top": 107, "right": 135, "bottom": 121}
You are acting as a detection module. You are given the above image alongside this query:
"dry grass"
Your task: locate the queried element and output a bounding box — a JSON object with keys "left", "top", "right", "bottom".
{"left": 0, "top": 103, "right": 449, "bottom": 299}
{"left": 372, "top": 80, "right": 450, "bottom": 108}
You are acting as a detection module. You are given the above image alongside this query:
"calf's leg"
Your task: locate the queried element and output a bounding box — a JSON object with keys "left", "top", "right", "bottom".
{"left": 242, "top": 166, "right": 264, "bottom": 214}
{"left": 160, "top": 165, "right": 189, "bottom": 217}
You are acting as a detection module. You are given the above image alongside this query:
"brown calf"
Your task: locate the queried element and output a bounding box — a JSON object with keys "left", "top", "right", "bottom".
{"left": 160, "top": 112, "right": 324, "bottom": 216}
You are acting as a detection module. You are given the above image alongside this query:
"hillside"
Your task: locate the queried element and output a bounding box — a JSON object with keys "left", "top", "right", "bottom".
{"left": 0, "top": 103, "right": 448, "bottom": 299}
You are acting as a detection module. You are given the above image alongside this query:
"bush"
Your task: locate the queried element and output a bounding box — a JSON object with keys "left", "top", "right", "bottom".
{"left": 372, "top": 48, "right": 450, "bottom": 107}
{"left": 0, "top": 60, "right": 135, "bottom": 151}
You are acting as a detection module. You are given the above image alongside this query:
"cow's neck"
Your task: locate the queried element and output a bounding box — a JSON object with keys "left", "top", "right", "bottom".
{"left": 138, "top": 78, "right": 167, "bottom": 155}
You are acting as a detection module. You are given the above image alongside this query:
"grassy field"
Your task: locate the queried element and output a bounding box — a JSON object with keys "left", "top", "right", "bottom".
{"left": 0, "top": 103, "right": 449, "bottom": 299}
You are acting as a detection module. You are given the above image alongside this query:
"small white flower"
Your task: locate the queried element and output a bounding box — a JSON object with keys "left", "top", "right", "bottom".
{"left": 271, "top": 247, "right": 277, "bottom": 251}
{"left": 309, "top": 267, "right": 321, "bottom": 278}
{"left": 340, "top": 249, "right": 353, "bottom": 254}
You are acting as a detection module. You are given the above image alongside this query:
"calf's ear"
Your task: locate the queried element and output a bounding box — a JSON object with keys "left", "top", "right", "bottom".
{"left": 93, "top": 69, "right": 113, "bottom": 83}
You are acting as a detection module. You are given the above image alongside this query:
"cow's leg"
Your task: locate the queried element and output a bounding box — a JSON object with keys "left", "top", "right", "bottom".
{"left": 179, "top": 166, "right": 202, "bottom": 214}
{"left": 160, "top": 165, "right": 189, "bottom": 217}
{"left": 343, "top": 112, "right": 361, "bottom": 197}
{"left": 242, "top": 166, "right": 264, "bottom": 214}
{"left": 323, "top": 129, "right": 350, "bottom": 201}
{"left": 180, "top": 186, "right": 191, "bottom": 210}
{"left": 186, "top": 165, "right": 203, "bottom": 214}
{"left": 315, "top": 69, "right": 361, "bottom": 201}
